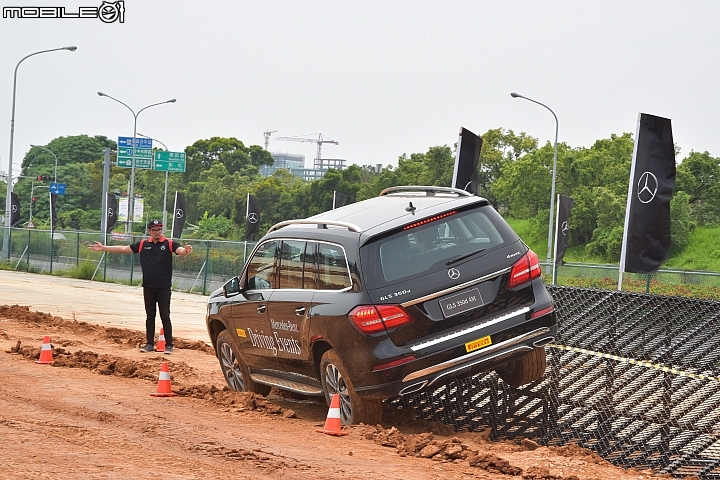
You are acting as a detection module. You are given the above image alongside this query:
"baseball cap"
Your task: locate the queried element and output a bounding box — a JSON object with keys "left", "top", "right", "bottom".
{"left": 147, "top": 219, "right": 164, "bottom": 230}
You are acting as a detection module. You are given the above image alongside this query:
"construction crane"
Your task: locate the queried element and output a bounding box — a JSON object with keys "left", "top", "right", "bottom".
{"left": 275, "top": 133, "right": 339, "bottom": 169}
{"left": 263, "top": 129, "right": 277, "bottom": 150}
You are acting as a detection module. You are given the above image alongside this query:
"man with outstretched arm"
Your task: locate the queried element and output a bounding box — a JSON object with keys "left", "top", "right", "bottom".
{"left": 89, "top": 219, "right": 193, "bottom": 354}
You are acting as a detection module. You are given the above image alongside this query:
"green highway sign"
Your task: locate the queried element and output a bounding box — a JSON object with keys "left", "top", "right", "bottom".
{"left": 117, "top": 157, "right": 152, "bottom": 168}
{"left": 117, "top": 146, "right": 153, "bottom": 169}
{"left": 154, "top": 151, "right": 186, "bottom": 173}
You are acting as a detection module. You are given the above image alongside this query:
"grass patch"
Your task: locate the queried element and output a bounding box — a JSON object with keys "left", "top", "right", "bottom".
{"left": 55, "top": 261, "right": 97, "bottom": 280}
{"left": 664, "top": 226, "right": 720, "bottom": 272}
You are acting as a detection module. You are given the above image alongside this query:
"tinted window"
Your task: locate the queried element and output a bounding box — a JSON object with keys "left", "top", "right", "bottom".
{"left": 278, "top": 240, "right": 306, "bottom": 289}
{"left": 303, "top": 242, "right": 317, "bottom": 289}
{"left": 246, "top": 241, "right": 277, "bottom": 289}
{"left": 317, "top": 242, "right": 351, "bottom": 290}
{"left": 364, "top": 205, "right": 519, "bottom": 286}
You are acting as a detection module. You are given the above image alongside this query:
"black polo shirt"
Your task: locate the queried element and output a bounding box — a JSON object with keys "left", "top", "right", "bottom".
{"left": 130, "top": 236, "right": 180, "bottom": 289}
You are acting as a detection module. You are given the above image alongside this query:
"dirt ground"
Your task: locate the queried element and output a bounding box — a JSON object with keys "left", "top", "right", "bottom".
{"left": 0, "top": 274, "right": 697, "bottom": 479}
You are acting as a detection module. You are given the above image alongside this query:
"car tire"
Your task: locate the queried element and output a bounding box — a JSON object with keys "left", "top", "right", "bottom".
{"left": 216, "top": 329, "right": 271, "bottom": 396}
{"left": 320, "top": 349, "right": 383, "bottom": 425}
{"left": 495, "top": 346, "right": 547, "bottom": 387}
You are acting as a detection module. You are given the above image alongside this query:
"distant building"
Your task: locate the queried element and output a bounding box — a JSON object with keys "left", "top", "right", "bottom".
{"left": 262, "top": 153, "right": 347, "bottom": 181}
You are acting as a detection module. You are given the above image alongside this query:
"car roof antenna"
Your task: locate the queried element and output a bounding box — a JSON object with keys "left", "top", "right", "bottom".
{"left": 406, "top": 202, "right": 416, "bottom": 213}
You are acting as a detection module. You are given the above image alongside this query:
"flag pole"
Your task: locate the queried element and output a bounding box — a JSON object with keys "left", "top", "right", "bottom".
{"left": 243, "top": 192, "right": 250, "bottom": 261}
{"left": 618, "top": 113, "right": 643, "bottom": 291}
{"left": 552, "top": 194, "right": 560, "bottom": 285}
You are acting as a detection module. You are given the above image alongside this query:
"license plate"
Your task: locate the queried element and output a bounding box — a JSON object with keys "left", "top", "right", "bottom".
{"left": 439, "top": 287, "right": 484, "bottom": 318}
{"left": 465, "top": 335, "right": 492, "bottom": 353}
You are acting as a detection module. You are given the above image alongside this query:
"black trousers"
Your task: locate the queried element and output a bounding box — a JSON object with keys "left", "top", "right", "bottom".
{"left": 143, "top": 287, "right": 172, "bottom": 347}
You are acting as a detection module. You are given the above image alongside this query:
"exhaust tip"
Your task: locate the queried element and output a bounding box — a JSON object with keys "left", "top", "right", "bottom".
{"left": 399, "top": 381, "right": 428, "bottom": 396}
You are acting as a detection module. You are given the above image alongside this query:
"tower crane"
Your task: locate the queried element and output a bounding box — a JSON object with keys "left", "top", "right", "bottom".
{"left": 263, "top": 129, "right": 278, "bottom": 150}
{"left": 275, "top": 133, "right": 339, "bottom": 169}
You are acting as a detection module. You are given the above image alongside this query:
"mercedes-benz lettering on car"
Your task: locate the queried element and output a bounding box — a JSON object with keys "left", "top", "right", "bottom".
{"left": 206, "top": 186, "right": 557, "bottom": 425}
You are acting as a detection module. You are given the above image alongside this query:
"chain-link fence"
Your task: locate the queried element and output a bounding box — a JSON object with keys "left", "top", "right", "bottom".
{"left": 394, "top": 286, "right": 720, "bottom": 479}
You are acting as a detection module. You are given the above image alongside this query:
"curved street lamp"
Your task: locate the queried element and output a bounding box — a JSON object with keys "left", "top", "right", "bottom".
{"left": 3, "top": 45, "right": 76, "bottom": 258}
{"left": 97, "top": 93, "right": 176, "bottom": 233}
{"left": 137, "top": 132, "right": 170, "bottom": 230}
{"left": 30, "top": 144, "right": 58, "bottom": 183}
{"left": 510, "top": 92, "right": 559, "bottom": 282}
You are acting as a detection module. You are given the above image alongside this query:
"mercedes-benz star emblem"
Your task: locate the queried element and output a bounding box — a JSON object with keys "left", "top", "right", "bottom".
{"left": 175, "top": 209, "right": 184, "bottom": 219}
{"left": 561, "top": 221, "right": 569, "bottom": 236}
{"left": 247, "top": 213, "right": 258, "bottom": 223}
{"left": 11, "top": 205, "right": 18, "bottom": 213}
{"left": 637, "top": 171, "right": 658, "bottom": 204}
{"left": 107, "top": 208, "right": 114, "bottom": 217}
{"left": 448, "top": 268, "right": 460, "bottom": 280}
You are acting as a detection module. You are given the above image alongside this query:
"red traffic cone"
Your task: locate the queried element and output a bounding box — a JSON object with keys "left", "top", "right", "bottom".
{"left": 316, "top": 393, "right": 349, "bottom": 436}
{"left": 150, "top": 361, "right": 177, "bottom": 397}
{"left": 156, "top": 328, "right": 166, "bottom": 352}
{"left": 35, "top": 335, "right": 54, "bottom": 364}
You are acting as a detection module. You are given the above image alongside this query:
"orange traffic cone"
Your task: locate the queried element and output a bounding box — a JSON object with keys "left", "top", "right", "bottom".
{"left": 150, "top": 361, "right": 177, "bottom": 397}
{"left": 316, "top": 393, "right": 349, "bottom": 436}
{"left": 156, "top": 328, "right": 166, "bottom": 352}
{"left": 35, "top": 335, "right": 54, "bottom": 364}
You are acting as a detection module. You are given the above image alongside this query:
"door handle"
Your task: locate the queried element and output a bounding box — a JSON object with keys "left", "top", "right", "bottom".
{"left": 295, "top": 305, "right": 306, "bottom": 316}
{"left": 257, "top": 304, "right": 266, "bottom": 314}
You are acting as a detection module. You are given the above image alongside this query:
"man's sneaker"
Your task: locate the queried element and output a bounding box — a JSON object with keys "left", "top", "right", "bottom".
{"left": 164, "top": 345, "right": 174, "bottom": 355}
{"left": 139, "top": 343, "right": 154, "bottom": 353}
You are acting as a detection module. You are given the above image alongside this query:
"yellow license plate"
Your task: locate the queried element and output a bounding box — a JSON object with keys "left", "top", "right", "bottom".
{"left": 465, "top": 335, "right": 492, "bottom": 353}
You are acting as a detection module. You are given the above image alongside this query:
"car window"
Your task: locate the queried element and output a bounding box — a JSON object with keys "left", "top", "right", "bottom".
{"left": 317, "top": 242, "right": 351, "bottom": 290}
{"left": 278, "top": 240, "right": 306, "bottom": 289}
{"left": 364, "top": 205, "right": 518, "bottom": 286}
{"left": 246, "top": 240, "right": 277, "bottom": 289}
{"left": 303, "top": 241, "right": 317, "bottom": 289}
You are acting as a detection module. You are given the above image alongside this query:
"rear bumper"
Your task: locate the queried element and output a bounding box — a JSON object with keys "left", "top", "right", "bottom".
{"left": 354, "top": 320, "right": 557, "bottom": 400}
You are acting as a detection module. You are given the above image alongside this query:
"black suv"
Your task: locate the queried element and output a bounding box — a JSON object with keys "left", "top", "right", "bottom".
{"left": 206, "top": 186, "right": 557, "bottom": 424}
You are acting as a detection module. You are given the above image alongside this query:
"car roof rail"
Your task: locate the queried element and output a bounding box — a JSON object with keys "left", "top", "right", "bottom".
{"left": 267, "top": 219, "right": 362, "bottom": 234}
{"left": 379, "top": 186, "right": 474, "bottom": 197}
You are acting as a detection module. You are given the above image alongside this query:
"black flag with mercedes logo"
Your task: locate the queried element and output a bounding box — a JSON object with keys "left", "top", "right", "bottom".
{"left": 451, "top": 127, "right": 483, "bottom": 195}
{"left": 106, "top": 193, "right": 118, "bottom": 233}
{"left": 554, "top": 195, "right": 574, "bottom": 265}
{"left": 333, "top": 191, "right": 347, "bottom": 209}
{"left": 620, "top": 113, "right": 676, "bottom": 274}
{"left": 245, "top": 193, "right": 260, "bottom": 241}
{"left": 10, "top": 192, "right": 20, "bottom": 226}
{"left": 171, "top": 192, "right": 186, "bottom": 239}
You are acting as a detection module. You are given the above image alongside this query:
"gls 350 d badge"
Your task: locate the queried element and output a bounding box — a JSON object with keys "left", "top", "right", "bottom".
{"left": 3, "top": 1, "right": 125, "bottom": 23}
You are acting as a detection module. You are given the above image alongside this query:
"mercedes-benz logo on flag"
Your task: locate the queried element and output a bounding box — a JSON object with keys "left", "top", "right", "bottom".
{"left": 561, "top": 221, "right": 569, "bottom": 235}
{"left": 637, "top": 171, "right": 658, "bottom": 204}
{"left": 175, "top": 209, "right": 184, "bottom": 219}
{"left": 11, "top": 205, "right": 18, "bottom": 213}
{"left": 447, "top": 268, "right": 460, "bottom": 280}
{"left": 107, "top": 208, "right": 114, "bottom": 217}
{"left": 247, "top": 212, "right": 258, "bottom": 223}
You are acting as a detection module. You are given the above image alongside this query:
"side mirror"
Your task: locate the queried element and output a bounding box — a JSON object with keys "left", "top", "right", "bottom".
{"left": 223, "top": 277, "right": 241, "bottom": 297}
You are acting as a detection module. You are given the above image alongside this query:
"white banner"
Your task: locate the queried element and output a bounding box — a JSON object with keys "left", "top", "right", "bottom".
{"left": 118, "top": 196, "right": 145, "bottom": 222}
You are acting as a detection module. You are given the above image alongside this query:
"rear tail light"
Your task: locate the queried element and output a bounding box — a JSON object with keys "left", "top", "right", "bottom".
{"left": 508, "top": 249, "right": 541, "bottom": 289}
{"left": 349, "top": 305, "right": 413, "bottom": 334}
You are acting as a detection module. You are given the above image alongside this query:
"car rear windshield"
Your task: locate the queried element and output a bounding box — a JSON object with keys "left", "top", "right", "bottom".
{"left": 361, "top": 205, "right": 520, "bottom": 289}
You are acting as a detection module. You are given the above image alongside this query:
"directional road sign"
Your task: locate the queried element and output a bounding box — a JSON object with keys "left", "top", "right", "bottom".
{"left": 117, "top": 147, "right": 153, "bottom": 169}
{"left": 154, "top": 151, "right": 186, "bottom": 172}
{"left": 49, "top": 182, "right": 66, "bottom": 195}
{"left": 118, "top": 136, "right": 152, "bottom": 149}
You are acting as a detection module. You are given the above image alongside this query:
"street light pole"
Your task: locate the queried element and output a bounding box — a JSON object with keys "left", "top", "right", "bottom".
{"left": 96, "top": 93, "right": 175, "bottom": 234}
{"left": 510, "top": 92, "right": 559, "bottom": 281}
{"left": 30, "top": 144, "right": 58, "bottom": 183}
{"left": 3, "top": 45, "right": 76, "bottom": 259}
{"left": 137, "top": 132, "right": 170, "bottom": 230}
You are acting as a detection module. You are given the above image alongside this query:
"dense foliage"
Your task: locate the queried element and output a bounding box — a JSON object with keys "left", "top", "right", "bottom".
{"left": 3, "top": 129, "right": 716, "bottom": 265}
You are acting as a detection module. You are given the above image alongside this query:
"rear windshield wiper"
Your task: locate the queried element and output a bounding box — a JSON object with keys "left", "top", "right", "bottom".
{"left": 446, "top": 248, "right": 485, "bottom": 266}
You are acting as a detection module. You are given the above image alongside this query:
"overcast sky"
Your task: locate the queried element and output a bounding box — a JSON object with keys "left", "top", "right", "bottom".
{"left": 1, "top": 0, "right": 719, "bottom": 179}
